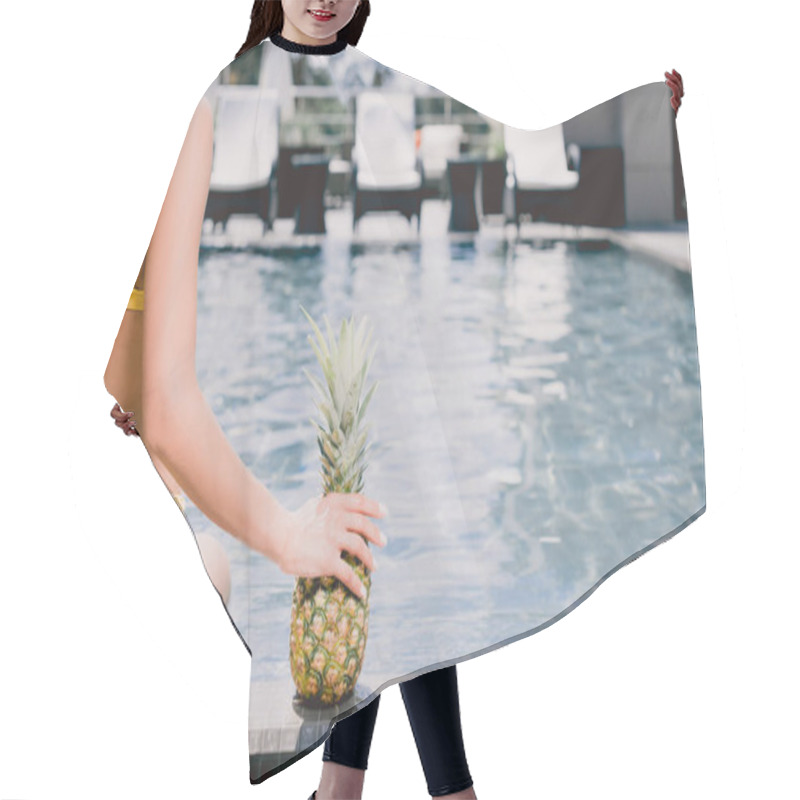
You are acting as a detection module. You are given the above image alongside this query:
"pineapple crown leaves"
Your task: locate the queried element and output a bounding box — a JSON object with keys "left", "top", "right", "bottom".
{"left": 298, "top": 305, "right": 380, "bottom": 440}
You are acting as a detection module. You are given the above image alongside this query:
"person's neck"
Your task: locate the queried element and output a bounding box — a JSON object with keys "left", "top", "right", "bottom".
{"left": 270, "top": 28, "right": 348, "bottom": 55}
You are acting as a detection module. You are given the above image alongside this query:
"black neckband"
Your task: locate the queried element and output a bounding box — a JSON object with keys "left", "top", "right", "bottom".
{"left": 269, "top": 31, "right": 348, "bottom": 55}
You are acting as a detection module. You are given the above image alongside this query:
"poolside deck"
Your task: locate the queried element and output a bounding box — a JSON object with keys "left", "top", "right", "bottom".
{"left": 201, "top": 200, "right": 692, "bottom": 274}
{"left": 248, "top": 675, "right": 380, "bottom": 780}
{"left": 605, "top": 222, "right": 691, "bottom": 273}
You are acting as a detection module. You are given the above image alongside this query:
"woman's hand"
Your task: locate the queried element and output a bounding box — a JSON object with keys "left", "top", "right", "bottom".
{"left": 665, "top": 68, "right": 684, "bottom": 115}
{"left": 111, "top": 402, "right": 139, "bottom": 436}
{"left": 274, "top": 492, "right": 388, "bottom": 600}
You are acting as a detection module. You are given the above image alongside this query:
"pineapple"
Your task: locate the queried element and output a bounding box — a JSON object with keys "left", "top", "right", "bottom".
{"left": 289, "top": 307, "right": 379, "bottom": 705}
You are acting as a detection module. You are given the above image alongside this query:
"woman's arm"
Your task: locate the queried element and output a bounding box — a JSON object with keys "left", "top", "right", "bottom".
{"left": 105, "top": 277, "right": 186, "bottom": 497}
{"left": 115, "top": 95, "right": 386, "bottom": 599}
{"left": 137, "top": 97, "right": 290, "bottom": 564}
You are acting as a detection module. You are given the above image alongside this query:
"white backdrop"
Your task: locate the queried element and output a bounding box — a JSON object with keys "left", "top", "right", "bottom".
{"left": 1, "top": 1, "right": 797, "bottom": 798}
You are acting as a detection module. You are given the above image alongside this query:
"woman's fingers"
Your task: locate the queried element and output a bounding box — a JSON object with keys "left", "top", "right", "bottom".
{"left": 332, "top": 556, "right": 368, "bottom": 600}
{"left": 665, "top": 75, "right": 680, "bottom": 95}
{"left": 343, "top": 510, "right": 387, "bottom": 547}
{"left": 110, "top": 404, "right": 129, "bottom": 428}
{"left": 277, "top": 495, "right": 381, "bottom": 597}
{"left": 340, "top": 530, "right": 378, "bottom": 573}
{"left": 664, "top": 69, "right": 683, "bottom": 115}
{"left": 110, "top": 402, "right": 139, "bottom": 436}
{"left": 333, "top": 491, "right": 387, "bottom": 523}
{"left": 665, "top": 68, "right": 684, "bottom": 96}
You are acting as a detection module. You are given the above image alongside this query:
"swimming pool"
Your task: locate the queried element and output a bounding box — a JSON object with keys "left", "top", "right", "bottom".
{"left": 184, "top": 229, "right": 704, "bottom": 685}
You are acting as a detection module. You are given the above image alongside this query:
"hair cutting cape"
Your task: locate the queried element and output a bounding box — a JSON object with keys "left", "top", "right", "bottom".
{"left": 114, "top": 34, "right": 705, "bottom": 784}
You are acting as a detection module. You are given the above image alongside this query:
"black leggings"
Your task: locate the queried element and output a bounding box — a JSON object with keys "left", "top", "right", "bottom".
{"left": 323, "top": 664, "right": 473, "bottom": 797}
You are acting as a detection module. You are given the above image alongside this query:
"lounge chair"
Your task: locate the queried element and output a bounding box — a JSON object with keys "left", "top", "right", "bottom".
{"left": 351, "top": 91, "right": 424, "bottom": 233}
{"left": 204, "top": 86, "right": 280, "bottom": 234}
{"left": 418, "top": 123, "right": 464, "bottom": 197}
{"left": 504, "top": 122, "right": 581, "bottom": 233}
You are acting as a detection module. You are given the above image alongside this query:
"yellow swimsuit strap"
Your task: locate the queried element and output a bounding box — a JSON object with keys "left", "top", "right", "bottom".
{"left": 127, "top": 286, "right": 144, "bottom": 311}
{"left": 172, "top": 493, "right": 187, "bottom": 512}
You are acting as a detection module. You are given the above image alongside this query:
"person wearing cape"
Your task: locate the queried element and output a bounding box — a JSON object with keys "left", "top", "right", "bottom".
{"left": 104, "top": 1, "right": 695, "bottom": 795}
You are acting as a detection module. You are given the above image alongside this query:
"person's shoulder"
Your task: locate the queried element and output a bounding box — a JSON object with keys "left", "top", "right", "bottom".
{"left": 197, "top": 94, "right": 214, "bottom": 118}
{"left": 188, "top": 92, "right": 214, "bottom": 137}
{"left": 173, "top": 92, "right": 214, "bottom": 156}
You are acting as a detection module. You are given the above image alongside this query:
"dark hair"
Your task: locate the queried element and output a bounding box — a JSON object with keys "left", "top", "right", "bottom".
{"left": 236, "top": 1, "right": 371, "bottom": 60}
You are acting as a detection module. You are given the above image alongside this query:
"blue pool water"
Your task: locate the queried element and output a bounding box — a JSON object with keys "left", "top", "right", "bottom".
{"left": 184, "top": 234, "right": 704, "bottom": 681}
